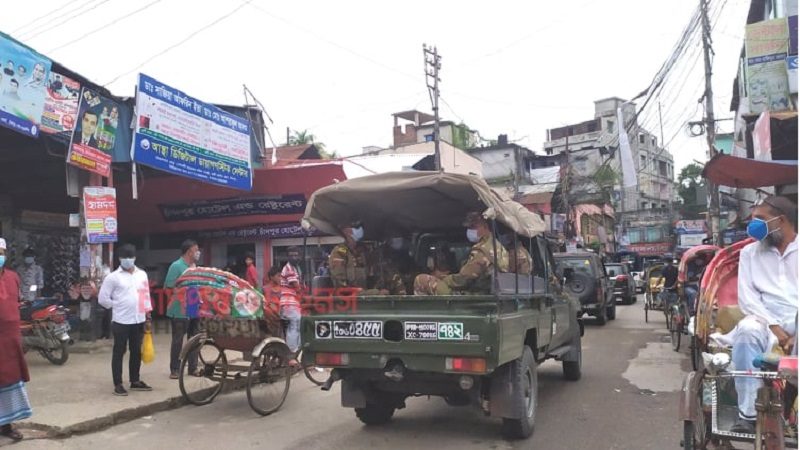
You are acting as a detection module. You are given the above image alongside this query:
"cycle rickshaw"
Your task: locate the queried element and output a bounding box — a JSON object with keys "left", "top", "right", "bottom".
{"left": 644, "top": 262, "right": 665, "bottom": 324}
{"left": 170, "top": 267, "right": 293, "bottom": 416}
{"left": 668, "top": 245, "right": 719, "bottom": 352}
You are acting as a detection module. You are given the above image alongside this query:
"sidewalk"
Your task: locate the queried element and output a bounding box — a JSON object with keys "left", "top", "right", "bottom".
{"left": 16, "top": 321, "right": 227, "bottom": 437}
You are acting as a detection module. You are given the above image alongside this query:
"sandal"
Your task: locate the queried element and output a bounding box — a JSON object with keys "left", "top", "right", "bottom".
{"left": 1, "top": 426, "right": 23, "bottom": 441}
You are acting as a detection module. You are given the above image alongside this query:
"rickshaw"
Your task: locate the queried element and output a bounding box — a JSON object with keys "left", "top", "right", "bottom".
{"left": 668, "top": 245, "right": 719, "bottom": 353}
{"left": 170, "top": 267, "right": 293, "bottom": 416}
{"left": 644, "top": 262, "right": 665, "bottom": 324}
{"left": 679, "top": 153, "right": 798, "bottom": 449}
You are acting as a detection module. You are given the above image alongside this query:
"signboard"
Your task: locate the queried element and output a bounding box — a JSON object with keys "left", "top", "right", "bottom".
{"left": 41, "top": 71, "right": 80, "bottom": 135}
{"left": 679, "top": 234, "right": 706, "bottom": 248}
{"left": 625, "top": 242, "right": 672, "bottom": 256}
{"left": 82, "top": 187, "right": 118, "bottom": 244}
{"left": 159, "top": 194, "right": 306, "bottom": 222}
{"left": 132, "top": 73, "right": 252, "bottom": 190}
{"left": 196, "top": 222, "right": 318, "bottom": 240}
{"left": 745, "top": 19, "right": 791, "bottom": 113}
{"left": 67, "top": 88, "right": 119, "bottom": 177}
{"left": 788, "top": 56, "right": 798, "bottom": 94}
{"left": 789, "top": 15, "right": 798, "bottom": 56}
{"left": 0, "top": 35, "right": 51, "bottom": 137}
{"left": 674, "top": 220, "right": 706, "bottom": 234}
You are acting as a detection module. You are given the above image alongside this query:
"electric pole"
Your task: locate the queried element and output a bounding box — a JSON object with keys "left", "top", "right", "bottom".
{"left": 700, "top": 0, "right": 721, "bottom": 245}
{"left": 423, "top": 44, "right": 442, "bottom": 172}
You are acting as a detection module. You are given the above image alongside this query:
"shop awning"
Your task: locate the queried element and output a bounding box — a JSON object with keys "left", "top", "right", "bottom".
{"left": 701, "top": 153, "right": 797, "bottom": 188}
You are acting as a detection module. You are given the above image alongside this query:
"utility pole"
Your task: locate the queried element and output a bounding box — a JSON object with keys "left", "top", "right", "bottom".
{"left": 700, "top": 0, "right": 721, "bottom": 245}
{"left": 423, "top": 44, "right": 442, "bottom": 172}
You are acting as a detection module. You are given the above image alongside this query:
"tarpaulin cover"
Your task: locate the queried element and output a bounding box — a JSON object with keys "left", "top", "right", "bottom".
{"left": 702, "top": 153, "right": 797, "bottom": 188}
{"left": 166, "top": 267, "right": 267, "bottom": 319}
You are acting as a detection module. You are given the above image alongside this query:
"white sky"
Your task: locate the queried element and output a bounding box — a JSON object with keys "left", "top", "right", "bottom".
{"left": 1, "top": 0, "right": 752, "bottom": 174}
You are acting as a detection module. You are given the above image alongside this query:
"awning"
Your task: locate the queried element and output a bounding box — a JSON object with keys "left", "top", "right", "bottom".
{"left": 702, "top": 153, "right": 797, "bottom": 188}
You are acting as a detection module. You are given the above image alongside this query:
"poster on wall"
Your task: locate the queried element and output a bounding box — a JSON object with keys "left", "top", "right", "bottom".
{"left": 40, "top": 71, "right": 80, "bottom": 135}
{"left": 132, "top": 73, "right": 253, "bottom": 190}
{"left": 0, "top": 34, "right": 51, "bottom": 137}
{"left": 67, "top": 88, "right": 119, "bottom": 177}
{"left": 82, "top": 187, "right": 117, "bottom": 244}
{"left": 745, "top": 18, "right": 791, "bottom": 114}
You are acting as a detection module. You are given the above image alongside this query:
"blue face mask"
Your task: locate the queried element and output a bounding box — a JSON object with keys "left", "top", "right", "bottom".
{"left": 351, "top": 227, "right": 364, "bottom": 242}
{"left": 0, "top": 255, "right": 5, "bottom": 268}
{"left": 747, "top": 217, "right": 779, "bottom": 241}
{"left": 466, "top": 228, "right": 480, "bottom": 243}
{"left": 24, "top": 257, "right": 34, "bottom": 265}
{"left": 120, "top": 258, "right": 136, "bottom": 270}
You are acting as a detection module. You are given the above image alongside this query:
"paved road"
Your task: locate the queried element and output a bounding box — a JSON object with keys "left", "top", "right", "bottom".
{"left": 13, "top": 298, "right": 691, "bottom": 450}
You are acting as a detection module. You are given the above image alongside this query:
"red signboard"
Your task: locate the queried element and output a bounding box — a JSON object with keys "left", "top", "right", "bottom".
{"left": 625, "top": 242, "right": 672, "bottom": 256}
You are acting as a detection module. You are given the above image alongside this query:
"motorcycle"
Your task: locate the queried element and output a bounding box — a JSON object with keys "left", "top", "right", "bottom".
{"left": 19, "top": 287, "right": 72, "bottom": 365}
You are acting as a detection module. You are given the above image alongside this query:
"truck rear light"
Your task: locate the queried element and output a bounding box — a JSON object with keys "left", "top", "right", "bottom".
{"left": 445, "top": 357, "right": 486, "bottom": 374}
{"left": 616, "top": 275, "right": 628, "bottom": 282}
{"left": 315, "top": 352, "right": 350, "bottom": 366}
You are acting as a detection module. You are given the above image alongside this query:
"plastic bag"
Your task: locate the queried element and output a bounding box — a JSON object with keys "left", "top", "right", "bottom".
{"left": 141, "top": 330, "right": 155, "bottom": 364}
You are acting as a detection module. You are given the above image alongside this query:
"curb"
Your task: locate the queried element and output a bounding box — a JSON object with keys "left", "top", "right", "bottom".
{"left": 19, "top": 378, "right": 248, "bottom": 438}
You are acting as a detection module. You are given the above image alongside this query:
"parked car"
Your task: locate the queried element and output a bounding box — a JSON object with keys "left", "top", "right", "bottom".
{"left": 554, "top": 252, "right": 615, "bottom": 324}
{"left": 604, "top": 263, "right": 637, "bottom": 305}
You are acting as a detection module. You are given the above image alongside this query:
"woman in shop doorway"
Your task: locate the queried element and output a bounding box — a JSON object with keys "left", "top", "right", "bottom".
{"left": 244, "top": 253, "right": 260, "bottom": 290}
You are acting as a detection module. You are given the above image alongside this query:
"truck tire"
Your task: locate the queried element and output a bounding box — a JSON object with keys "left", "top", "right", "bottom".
{"left": 501, "top": 347, "right": 537, "bottom": 439}
{"left": 355, "top": 401, "right": 395, "bottom": 426}
{"left": 562, "top": 329, "right": 582, "bottom": 381}
{"left": 607, "top": 300, "right": 617, "bottom": 321}
{"left": 595, "top": 303, "right": 608, "bottom": 326}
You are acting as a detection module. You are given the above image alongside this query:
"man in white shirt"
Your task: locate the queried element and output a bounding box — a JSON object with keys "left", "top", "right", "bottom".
{"left": 729, "top": 196, "right": 798, "bottom": 433}
{"left": 98, "top": 244, "right": 153, "bottom": 396}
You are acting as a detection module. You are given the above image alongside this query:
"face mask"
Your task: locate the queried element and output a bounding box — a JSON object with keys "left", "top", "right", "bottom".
{"left": 24, "top": 257, "right": 34, "bottom": 265}
{"left": 351, "top": 227, "right": 364, "bottom": 242}
{"left": 120, "top": 258, "right": 136, "bottom": 270}
{"left": 389, "top": 238, "right": 404, "bottom": 251}
{"left": 466, "top": 228, "right": 480, "bottom": 243}
{"left": 0, "top": 255, "right": 5, "bottom": 268}
{"left": 80, "top": 293, "right": 91, "bottom": 300}
{"left": 746, "top": 217, "right": 780, "bottom": 241}
{"left": 193, "top": 251, "right": 201, "bottom": 262}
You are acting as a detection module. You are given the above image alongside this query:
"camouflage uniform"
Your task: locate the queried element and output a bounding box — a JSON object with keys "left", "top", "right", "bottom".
{"left": 328, "top": 243, "right": 368, "bottom": 288}
{"left": 414, "top": 235, "right": 509, "bottom": 295}
{"left": 508, "top": 244, "right": 533, "bottom": 275}
{"left": 368, "top": 247, "right": 407, "bottom": 295}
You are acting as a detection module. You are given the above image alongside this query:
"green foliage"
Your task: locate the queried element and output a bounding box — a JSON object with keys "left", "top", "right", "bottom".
{"left": 289, "top": 129, "right": 337, "bottom": 159}
{"left": 677, "top": 163, "right": 705, "bottom": 219}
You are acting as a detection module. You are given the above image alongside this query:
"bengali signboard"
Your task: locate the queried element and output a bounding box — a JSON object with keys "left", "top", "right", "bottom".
{"left": 0, "top": 35, "right": 51, "bottom": 137}
{"left": 83, "top": 187, "right": 118, "bottom": 244}
{"left": 132, "top": 73, "right": 252, "bottom": 190}
{"left": 745, "top": 18, "right": 791, "bottom": 114}
{"left": 674, "top": 220, "right": 707, "bottom": 235}
{"left": 41, "top": 71, "right": 80, "bottom": 135}
{"left": 196, "top": 222, "right": 319, "bottom": 240}
{"left": 625, "top": 242, "right": 672, "bottom": 256}
{"left": 67, "top": 88, "right": 119, "bottom": 176}
{"left": 159, "top": 194, "right": 306, "bottom": 222}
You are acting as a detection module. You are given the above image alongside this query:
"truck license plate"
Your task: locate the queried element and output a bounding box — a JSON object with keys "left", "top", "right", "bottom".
{"left": 332, "top": 321, "right": 382, "bottom": 339}
{"left": 404, "top": 322, "right": 438, "bottom": 340}
{"left": 438, "top": 322, "right": 464, "bottom": 340}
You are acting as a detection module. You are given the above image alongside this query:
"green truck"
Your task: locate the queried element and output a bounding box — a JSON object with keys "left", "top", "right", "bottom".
{"left": 300, "top": 172, "right": 583, "bottom": 439}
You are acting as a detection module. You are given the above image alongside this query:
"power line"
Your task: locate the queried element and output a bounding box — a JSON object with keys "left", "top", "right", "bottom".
{"left": 19, "top": 0, "right": 115, "bottom": 41}
{"left": 48, "top": 0, "right": 164, "bottom": 53}
{"left": 103, "top": 0, "right": 252, "bottom": 87}
{"left": 11, "top": 0, "right": 83, "bottom": 34}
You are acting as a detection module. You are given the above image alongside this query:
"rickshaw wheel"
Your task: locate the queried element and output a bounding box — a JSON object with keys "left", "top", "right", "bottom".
{"left": 298, "top": 350, "right": 330, "bottom": 386}
{"left": 179, "top": 341, "right": 228, "bottom": 406}
{"left": 671, "top": 317, "right": 682, "bottom": 352}
{"left": 690, "top": 337, "right": 703, "bottom": 372}
{"left": 682, "top": 385, "right": 710, "bottom": 450}
{"left": 246, "top": 342, "right": 292, "bottom": 416}
{"left": 644, "top": 295, "right": 650, "bottom": 322}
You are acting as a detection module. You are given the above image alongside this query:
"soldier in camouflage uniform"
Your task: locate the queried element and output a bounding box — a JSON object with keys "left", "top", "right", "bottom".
{"left": 328, "top": 222, "right": 368, "bottom": 289}
{"left": 502, "top": 234, "right": 533, "bottom": 275}
{"left": 414, "top": 212, "right": 509, "bottom": 295}
{"left": 366, "top": 243, "right": 407, "bottom": 295}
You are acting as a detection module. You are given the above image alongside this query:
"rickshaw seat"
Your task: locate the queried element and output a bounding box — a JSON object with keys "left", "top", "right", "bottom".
{"left": 716, "top": 305, "right": 745, "bottom": 334}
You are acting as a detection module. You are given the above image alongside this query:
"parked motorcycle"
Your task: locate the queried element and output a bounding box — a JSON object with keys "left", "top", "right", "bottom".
{"left": 19, "top": 289, "right": 72, "bottom": 365}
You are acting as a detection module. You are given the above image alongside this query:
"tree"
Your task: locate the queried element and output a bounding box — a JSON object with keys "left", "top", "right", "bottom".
{"left": 677, "top": 163, "right": 705, "bottom": 219}
{"left": 289, "top": 129, "right": 338, "bottom": 159}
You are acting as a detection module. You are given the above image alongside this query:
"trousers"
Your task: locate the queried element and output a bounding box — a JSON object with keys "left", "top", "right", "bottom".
{"left": 111, "top": 322, "right": 145, "bottom": 386}
{"left": 169, "top": 318, "right": 199, "bottom": 373}
{"left": 280, "top": 307, "right": 301, "bottom": 353}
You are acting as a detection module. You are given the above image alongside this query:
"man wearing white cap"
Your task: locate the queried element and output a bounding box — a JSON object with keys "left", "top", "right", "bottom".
{"left": 0, "top": 238, "right": 32, "bottom": 441}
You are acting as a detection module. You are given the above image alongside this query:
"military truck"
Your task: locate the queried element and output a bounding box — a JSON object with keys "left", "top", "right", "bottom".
{"left": 299, "top": 172, "right": 583, "bottom": 439}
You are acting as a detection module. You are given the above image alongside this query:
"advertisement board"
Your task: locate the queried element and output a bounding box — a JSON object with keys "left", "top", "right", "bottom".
{"left": 83, "top": 187, "right": 118, "bottom": 244}
{"left": 67, "top": 88, "right": 119, "bottom": 177}
{"left": 745, "top": 18, "right": 791, "bottom": 113}
{"left": 625, "top": 242, "right": 672, "bottom": 256}
{"left": 132, "top": 73, "right": 252, "bottom": 190}
{"left": 0, "top": 34, "right": 51, "bottom": 137}
{"left": 679, "top": 234, "right": 706, "bottom": 248}
{"left": 40, "top": 71, "right": 80, "bottom": 135}
{"left": 159, "top": 194, "right": 305, "bottom": 221}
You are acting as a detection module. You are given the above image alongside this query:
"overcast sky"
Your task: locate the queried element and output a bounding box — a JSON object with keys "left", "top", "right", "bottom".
{"left": 1, "top": 0, "right": 751, "bottom": 174}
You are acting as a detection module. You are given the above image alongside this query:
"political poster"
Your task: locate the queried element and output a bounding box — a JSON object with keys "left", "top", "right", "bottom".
{"left": 67, "top": 88, "right": 119, "bottom": 177}
{"left": 0, "top": 34, "right": 51, "bottom": 137}
{"left": 745, "top": 18, "right": 791, "bottom": 113}
{"left": 132, "top": 73, "right": 253, "bottom": 190}
{"left": 83, "top": 187, "right": 118, "bottom": 244}
{"left": 40, "top": 71, "right": 81, "bottom": 135}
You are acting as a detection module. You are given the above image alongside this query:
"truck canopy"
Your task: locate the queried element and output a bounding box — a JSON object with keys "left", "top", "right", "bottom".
{"left": 302, "top": 171, "right": 546, "bottom": 239}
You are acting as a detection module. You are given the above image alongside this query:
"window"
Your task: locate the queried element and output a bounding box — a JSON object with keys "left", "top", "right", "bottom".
{"left": 607, "top": 120, "right": 615, "bottom": 132}
{"left": 640, "top": 154, "right": 647, "bottom": 169}
{"left": 645, "top": 227, "right": 662, "bottom": 242}
{"left": 659, "top": 161, "right": 667, "bottom": 176}
{"left": 424, "top": 134, "right": 434, "bottom": 142}
{"left": 652, "top": 137, "right": 657, "bottom": 147}
{"left": 639, "top": 134, "right": 645, "bottom": 144}
{"left": 641, "top": 202, "right": 648, "bottom": 210}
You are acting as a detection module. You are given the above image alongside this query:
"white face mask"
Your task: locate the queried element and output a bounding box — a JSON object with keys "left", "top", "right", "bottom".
{"left": 389, "top": 237, "right": 404, "bottom": 251}
{"left": 120, "top": 258, "right": 136, "bottom": 270}
{"left": 351, "top": 226, "right": 364, "bottom": 242}
{"left": 193, "top": 250, "right": 201, "bottom": 262}
{"left": 466, "top": 228, "right": 480, "bottom": 243}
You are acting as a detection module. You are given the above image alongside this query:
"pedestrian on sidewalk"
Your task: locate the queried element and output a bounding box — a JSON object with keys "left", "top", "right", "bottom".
{"left": 280, "top": 247, "right": 304, "bottom": 364}
{"left": 165, "top": 239, "right": 200, "bottom": 379}
{"left": 0, "top": 237, "right": 32, "bottom": 441}
{"left": 244, "top": 253, "right": 260, "bottom": 290}
{"left": 98, "top": 244, "right": 153, "bottom": 396}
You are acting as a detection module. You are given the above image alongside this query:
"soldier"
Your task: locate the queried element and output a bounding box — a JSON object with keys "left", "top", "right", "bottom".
{"left": 368, "top": 230, "right": 414, "bottom": 295}
{"left": 414, "top": 212, "right": 509, "bottom": 295}
{"left": 328, "top": 221, "right": 368, "bottom": 289}
{"left": 500, "top": 232, "right": 533, "bottom": 275}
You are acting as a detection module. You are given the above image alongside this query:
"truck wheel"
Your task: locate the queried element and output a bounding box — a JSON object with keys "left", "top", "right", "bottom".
{"left": 595, "top": 304, "right": 608, "bottom": 326}
{"left": 355, "top": 401, "right": 395, "bottom": 426}
{"left": 607, "top": 301, "right": 617, "bottom": 321}
{"left": 562, "top": 329, "right": 582, "bottom": 381}
{"left": 501, "top": 347, "right": 537, "bottom": 439}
